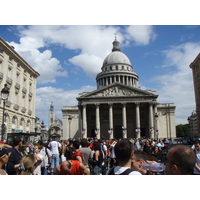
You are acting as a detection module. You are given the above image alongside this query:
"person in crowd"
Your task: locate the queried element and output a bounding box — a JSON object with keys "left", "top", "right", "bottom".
{"left": 143, "top": 139, "right": 153, "bottom": 156}
{"left": 79, "top": 138, "right": 92, "bottom": 172}
{"left": 25, "top": 142, "right": 34, "bottom": 154}
{"left": 20, "top": 144, "right": 28, "bottom": 156}
{"left": 131, "top": 150, "right": 155, "bottom": 175}
{"left": 6, "top": 137, "right": 23, "bottom": 175}
{"left": 107, "top": 139, "right": 141, "bottom": 175}
{"left": 33, "top": 143, "right": 43, "bottom": 175}
{"left": 134, "top": 138, "right": 141, "bottom": 150}
{"left": 65, "top": 138, "right": 74, "bottom": 160}
{"left": 37, "top": 140, "right": 52, "bottom": 175}
{"left": 90, "top": 141, "right": 103, "bottom": 175}
{"left": 71, "top": 140, "right": 83, "bottom": 163}
{"left": 165, "top": 145, "right": 195, "bottom": 175}
{"left": 99, "top": 139, "right": 108, "bottom": 175}
{"left": 0, "top": 148, "right": 11, "bottom": 175}
{"left": 56, "top": 159, "right": 90, "bottom": 175}
{"left": 48, "top": 137, "right": 61, "bottom": 174}
{"left": 16, "top": 154, "right": 36, "bottom": 175}
{"left": 109, "top": 139, "right": 117, "bottom": 168}
{"left": 193, "top": 140, "right": 200, "bottom": 175}
{"left": 151, "top": 146, "right": 164, "bottom": 163}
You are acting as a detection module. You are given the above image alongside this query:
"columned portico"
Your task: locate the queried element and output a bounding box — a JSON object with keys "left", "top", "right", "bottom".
{"left": 74, "top": 38, "right": 176, "bottom": 140}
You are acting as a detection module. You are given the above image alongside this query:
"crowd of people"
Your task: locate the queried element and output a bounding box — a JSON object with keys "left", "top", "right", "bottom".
{"left": 0, "top": 136, "right": 200, "bottom": 175}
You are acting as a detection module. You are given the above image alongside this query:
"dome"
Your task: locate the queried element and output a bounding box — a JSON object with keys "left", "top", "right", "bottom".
{"left": 103, "top": 51, "right": 131, "bottom": 66}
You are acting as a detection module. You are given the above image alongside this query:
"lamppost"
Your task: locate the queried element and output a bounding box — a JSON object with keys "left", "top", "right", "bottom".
{"left": 1, "top": 84, "right": 10, "bottom": 141}
{"left": 68, "top": 115, "right": 72, "bottom": 139}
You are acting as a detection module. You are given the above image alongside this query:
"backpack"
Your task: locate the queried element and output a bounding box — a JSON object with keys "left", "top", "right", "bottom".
{"left": 107, "top": 167, "right": 135, "bottom": 175}
{"left": 45, "top": 147, "right": 51, "bottom": 164}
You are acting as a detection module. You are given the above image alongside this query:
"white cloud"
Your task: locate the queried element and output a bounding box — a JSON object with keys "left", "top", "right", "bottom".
{"left": 8, "top": 40, "right": 68, "bottom": 84}
{"left": 69, "top": 53, "right": 103, "bottom": 78}
{"left": 154, "top": 42, "right": 200, "bottom": 124}
{"left": 8, "top": 25, "right": 155, "bottom": 84}
{"left": 125, "top": 25, "right": 157, "bottom": 46}
{"left": 36, "top": 85, "right": 96, "bottom": 126}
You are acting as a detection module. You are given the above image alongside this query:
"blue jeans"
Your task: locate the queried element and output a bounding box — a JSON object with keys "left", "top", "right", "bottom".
{"left": 41, "top": 167, "right": 48, "bottom": 175}
{"left": 50, "top": 154, "right": 60, "bottom": 169}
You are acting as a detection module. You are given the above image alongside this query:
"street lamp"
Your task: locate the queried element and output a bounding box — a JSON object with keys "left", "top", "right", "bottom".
{"left": 1, "top": 84, "right": 10, "bottom": 141}
{"left": 68, "top": 115, "right": 72, "bottom": 139}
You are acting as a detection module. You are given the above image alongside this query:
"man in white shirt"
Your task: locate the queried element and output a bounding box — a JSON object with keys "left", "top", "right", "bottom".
{"left": 38, "top": 140, "right": 52, "bottom": 175}
{"left": 107, "top": 139, "right": 142, "bottom": 175}
{"left": 48, "top": 138, "right": 61, "bottom": 175}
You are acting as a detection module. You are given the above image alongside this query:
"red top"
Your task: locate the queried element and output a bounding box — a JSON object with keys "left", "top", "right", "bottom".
{"left": 72, "top": 150, "right": 83, "bottom": 161}
{"left": 60, "top": 160, "right": 83, "bottom": 175}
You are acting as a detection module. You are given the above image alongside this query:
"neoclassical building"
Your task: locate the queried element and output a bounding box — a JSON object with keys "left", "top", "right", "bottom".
{"left": 62, "top": 38, "right": 176, "bottom": 140}
{"left": 0, "top": 37, "right": 40, "bottom": 142}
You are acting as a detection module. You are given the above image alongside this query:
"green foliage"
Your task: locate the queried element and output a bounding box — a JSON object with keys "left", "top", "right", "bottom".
{"left": 176, "top": 124, "right": 189, "bottom": 137}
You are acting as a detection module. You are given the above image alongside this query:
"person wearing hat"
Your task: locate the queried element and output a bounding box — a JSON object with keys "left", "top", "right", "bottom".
{"left": 0, "top": 148, "right": 11, "bottom": 175}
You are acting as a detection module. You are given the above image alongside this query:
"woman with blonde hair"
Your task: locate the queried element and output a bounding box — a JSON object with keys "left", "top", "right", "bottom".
{"left": 17, "top": 154, "right": 36, "bottom": 175}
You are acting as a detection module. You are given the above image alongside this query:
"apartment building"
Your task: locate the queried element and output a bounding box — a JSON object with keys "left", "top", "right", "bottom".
{"left": 0, "top": 37, "right": 40, "bottom": 141}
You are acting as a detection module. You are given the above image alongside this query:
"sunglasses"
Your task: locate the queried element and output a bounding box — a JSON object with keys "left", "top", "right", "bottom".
{"left": 165, "top": 157, "right": 183, "bottom": 168}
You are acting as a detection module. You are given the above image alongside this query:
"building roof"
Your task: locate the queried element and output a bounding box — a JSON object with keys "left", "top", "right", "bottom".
{"left": 102, "top": 38, "right": 131, "bottom": 67}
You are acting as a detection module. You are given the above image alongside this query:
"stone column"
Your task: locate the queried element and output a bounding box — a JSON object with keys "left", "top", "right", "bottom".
{"left": 110, "top": 76, "right": 112, "bottom": 84}
{"left": 82, "top": 104, "right": 87, "bottom": 138}
{"left": 122, "top": 76, "right": 125, "bottom": 84}
{"left": 122, "top": 103, "right": 127, "bottom": 138}
{"left": 114, "top": 76, "right": 116, "bottom": 83}
{"left": 154, "top": 103, "right": 158, "bottom": 139}
{"left": 126, "top": 76, "right": 129, "bottom": 85}
{"left": 135, "top": 103, "right": 141, "bottom": 138}
{"left": 106, "top": 77, "right": 108, "bottom": 86}
{"left": 109, "top": 103, "right": 113, "bottom": 139}
{"left": 95, "top": 103, "right": 100, "bottom": 139}
{"left": 149, "top": 103, "right": 154, "bottom": 139}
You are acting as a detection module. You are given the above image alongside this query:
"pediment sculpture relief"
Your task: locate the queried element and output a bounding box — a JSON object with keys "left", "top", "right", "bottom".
{"left": 91, "top": 86, "right": 146, "bottom": 97}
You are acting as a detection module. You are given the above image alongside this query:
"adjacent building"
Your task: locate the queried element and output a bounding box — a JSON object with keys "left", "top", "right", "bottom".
{"left": 0, "top": 37, "right": 40, "bottom": 142}
{"left": 187, "top": 110, "right": 198, "bottom": 138}
{"left": 190, "top": 53, "right": 200, "bottom": 137}
{"left": 62, "top": 38, "right": 176, "bottom": 140}
{"left": 48, "top": 102, "right": 63, "bottom": 139}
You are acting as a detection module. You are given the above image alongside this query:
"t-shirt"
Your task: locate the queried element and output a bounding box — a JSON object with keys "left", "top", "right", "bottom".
{"left": 33, "top": 154, "right": 44, "bottom": 175}
{"left": 48, "top": 141, "right": 61, "bottom": 154}
{"left": 106, "top": 166, "right": 142, "bottom": 175}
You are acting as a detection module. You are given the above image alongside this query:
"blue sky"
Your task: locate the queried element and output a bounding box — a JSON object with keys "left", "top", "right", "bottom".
{"left": 0, "top": 25, "right": 199, "bottom": 127}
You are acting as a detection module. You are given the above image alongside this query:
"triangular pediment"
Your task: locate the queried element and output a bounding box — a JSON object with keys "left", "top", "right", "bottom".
{"left": 78, "top": 83, "right": 157, "bottom": 99}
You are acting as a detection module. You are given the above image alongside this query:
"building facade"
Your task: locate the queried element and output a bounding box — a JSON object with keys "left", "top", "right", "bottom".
{"left": 190, "top": 54, "right": 200, "bottom": 137}
{"left": 48, "top": 102, "right": 63, "bottom": 139}
{"left": 62, "top": 38, "right": 176, "bottom": 140}
{"left": 187, "top": 110, "right": 198, "bottom": 138}
{"left": 0, "top": 37, "right": 40, "bottom": 141}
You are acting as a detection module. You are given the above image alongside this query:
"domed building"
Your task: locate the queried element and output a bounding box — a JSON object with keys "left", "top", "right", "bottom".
{"left": 62, "top": 38, "right": 176, "bottom": 140}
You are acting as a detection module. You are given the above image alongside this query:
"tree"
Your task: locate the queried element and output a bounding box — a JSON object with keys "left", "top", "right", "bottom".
{"left": 176, "top": 124, "right": 189, "bottom": 137}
